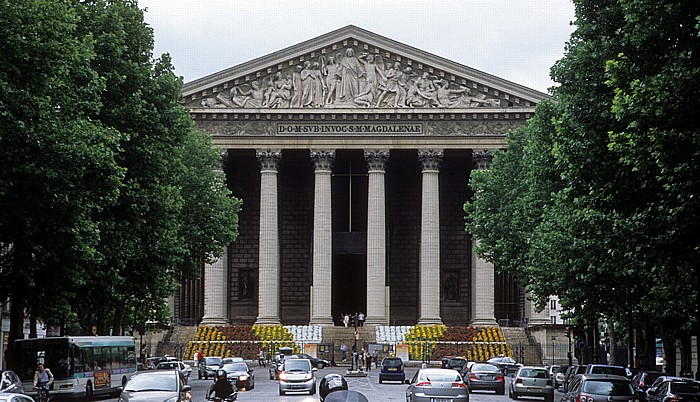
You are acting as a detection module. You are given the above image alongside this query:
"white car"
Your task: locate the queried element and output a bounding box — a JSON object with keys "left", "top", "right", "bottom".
{"left": 155, "top": 361, "right": 192, "bottom": 381}
{"left": 0, "top": 393, "right": 35, "bottom": 402}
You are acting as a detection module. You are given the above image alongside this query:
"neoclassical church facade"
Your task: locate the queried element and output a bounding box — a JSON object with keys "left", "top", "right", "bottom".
{"left": 172, "top": 26, "right": 551, "bottom": 328}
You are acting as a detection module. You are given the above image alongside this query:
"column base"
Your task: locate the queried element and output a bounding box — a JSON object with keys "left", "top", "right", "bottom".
{"left": 255, "top": 317, "right": 281, "bottom": 325}
{"left": 200, "top": 316, "right": 228, "bottom": 326}
{"left": 471, "top": 318, "right": 498, "bottom": 326}
{"left": 364, "top": 317, "right": 388, "bottom": 326}
{"left": 308, "top": 318, "right": 334, "bottom": 326}
{"left": 417, "top": 317, "right": 443, "bottom": 325}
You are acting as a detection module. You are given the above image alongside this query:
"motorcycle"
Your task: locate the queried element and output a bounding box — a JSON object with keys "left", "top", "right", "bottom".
{"left": 205, "top": 392, "right": 238, "bottom": 402}
{"left": 323, "top": 390, "right": 369, "bottom": 402}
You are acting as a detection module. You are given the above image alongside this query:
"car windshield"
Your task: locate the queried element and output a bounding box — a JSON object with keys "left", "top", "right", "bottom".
{"left": 284, "top": 360, "right": 311, "bottom": 371}
{"left": 520, "top": 369, "right": 548, "bottom": 378}
{"left": 421, "top": 371, "right": 461, "bottom": 382}
{"left": 223, "top": 363, "right": 248, "bottom": 372}
{"left": 205, "top": 357, "right": 222, "bottom": 365}
{"left": 382, "top": 359, "right": 402, "bottom": 368}
{"left": 472, "top": 364, "right": 501, "bottom": 372}
{"left": 124, "top": 373, "right": 177, "bottom": 392}
{"left": 590, "top": 366, "right": 627, "bottom": 376}
{"left": 670, "top": 382, "right": 700, "bottom": 394}
{"left": 582, "top": 380, "right": 634, "bottom": 396}
{"left": 449, "top": 359, "right": 466, "bottom": 367}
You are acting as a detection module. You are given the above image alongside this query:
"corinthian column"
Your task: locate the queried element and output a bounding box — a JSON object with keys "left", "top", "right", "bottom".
{"left": 471, "top": 149, "right": 498, "bottom": 326}
{"left": 418, "top": 149, "right": 443, "bottom": 325}
{"left": 256, "top": 149, "right": 281, "bottom": 325}
{"left": 309, "top": 149, "right": 335, "bottom": 326}
{"left": 202, "top": 150, "right": 230, "bottom": 325}
{"left": 364, "top": 149, "right": 389, "bottom": 326}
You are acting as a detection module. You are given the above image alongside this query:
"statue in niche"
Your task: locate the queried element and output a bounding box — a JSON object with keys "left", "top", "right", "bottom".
{"left": 321, "top": 56, "right": 339, "bottom": 105}
{"left": 240, "top": 271, "right": 253, "bottom": 300}
{"left": 336, "top": 48, "right": 363, "bottom": 102}
{"left": 443, "top": 273, "right": 459, "bottom": 301}
{"left": 358, "top": 53, "right": 386, "bottom": 96}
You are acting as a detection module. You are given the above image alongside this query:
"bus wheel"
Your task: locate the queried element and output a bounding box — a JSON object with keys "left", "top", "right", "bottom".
{"left": 84, "top": 381, "right": 93, "bottom": 401}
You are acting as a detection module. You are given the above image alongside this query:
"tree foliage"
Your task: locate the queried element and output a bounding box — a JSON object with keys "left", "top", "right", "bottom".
{"left": 467, "top": 0, "right": 700, "bottom": 341}
{"left": 1, "top": 0, "right": 241, "bottom": 338}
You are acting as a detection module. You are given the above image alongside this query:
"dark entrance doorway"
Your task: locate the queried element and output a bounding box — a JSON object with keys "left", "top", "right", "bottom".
{"left": 332, "top": 254, "right": 366, "bottom": 326}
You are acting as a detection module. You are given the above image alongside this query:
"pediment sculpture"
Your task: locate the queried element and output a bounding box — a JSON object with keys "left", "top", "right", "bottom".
{"left": 198, "top": 46, "right": 504, "bottom": 110}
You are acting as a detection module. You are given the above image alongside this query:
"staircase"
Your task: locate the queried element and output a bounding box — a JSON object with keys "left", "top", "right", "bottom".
{"left": 502, "top": 327, "right": 542, "bottom": 365}
{"left": 322, "top": 326, "right": 376, "bottom": 366}
{"left": 156, "top": 325, "right": 198, "bottom": 361}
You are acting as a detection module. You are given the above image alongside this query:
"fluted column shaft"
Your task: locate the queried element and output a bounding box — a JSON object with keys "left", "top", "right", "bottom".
{"left": 471, "top": 149, "right": 498, "bottom": 326}
{"left": 309, "top": 150, "right": 335, "bottom": 326}
{"left": 418, "top": 149, "right": 443, "bottom": 325}
{"left": 201, "top": 150, "right": 230, "bottom": 325}
{"left": 364, "top": 149, "right": 389, "bottom": 325}
{"left": 256, "top": 149, "right": 281, "bottom": 325}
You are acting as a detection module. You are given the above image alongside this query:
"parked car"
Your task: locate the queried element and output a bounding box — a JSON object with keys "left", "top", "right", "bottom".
{"left": 585, "top": 364, "right": 629, "bottom": 378}
{"left": 553, "top": 365, "right": 569, "bottom": 389}
{"left": 509, "top": 366, "right": 554, "bottom": 402}
{"left": 466, "top": 363, "right": 506, "bottom": 394}
{"left": 647, "top": 380, "right": 700, "bottom": 402}
{"left": 632, "top": 371, "right": 668, "bottom": 402}
{"left": 488, "top": 356, "right": 522, "bottom": 375}
{"left": 378, "top": 357, "right": 405, "bottom": 384}
{"left": 0, "top": 370, "right": 24, "bottom": 394}
{"left": 278, "top": 358, "right": 317, "bottom": 396}
{"left": 198, "top": 356, "right": 223, "bottom": 380}
{"left": 155, "top": 361, "right": 192, "bottom": 382}
{"left": 296, "top": 353, "right": 330, "bottom": 369}
{"left": 119, "top": 370, "right": 192, "bottom": 402}
{"left": 221, "top": 362, "right": 254, "bottom": 390}
{"left": 405, "top": 368, "right": 469, "bottom": 402}
{"left": 0, "top": 393, "right": 34, "bottom": 402}
{"left": 562, "top": 374, "right": 635, "bottom": 402}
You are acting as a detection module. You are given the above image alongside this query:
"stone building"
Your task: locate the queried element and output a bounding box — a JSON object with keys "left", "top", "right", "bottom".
{"left": 172, "top": 26, "right": 550, "bottom": 327}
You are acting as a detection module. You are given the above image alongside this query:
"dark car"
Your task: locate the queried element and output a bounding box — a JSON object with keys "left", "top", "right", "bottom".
{"left": 0, "top": 370, "right": 24, "bottom": 394}
{"left": 563, "top": 365, "right": 588, "bottom": 392}
{"left": 119, "top": 370, "right": 192, "bottom": 402}
{"left": 647, "top": 380, "right": 700, "bottom": 402}
{"left": 198, "top": 356, "right": 223, "bottom": 380}
{"left": 488, "top": 356, "right": 521, "bottom": 375}
{"left": 378, "top": 357, "right": 405, "bottom": 384}
{"left": 447, "top": 357, "right": 469, "bottom": 373}
{"left": 221, "top": 362, "right": 254, "bottom": 390}
{"left": 562, "top": 374, "right": 636, "bottom": 402}
{"left": 466, "top": 363, "right": 505, "bottom": 394}
{"left": 632, "top": 371, "right": 668, "bottom": 402}
{"left": 296, "top": 353, "right": 331, "bottom": 369}
{"left": 585, "top": 364, "right": 629, "bottom": 378}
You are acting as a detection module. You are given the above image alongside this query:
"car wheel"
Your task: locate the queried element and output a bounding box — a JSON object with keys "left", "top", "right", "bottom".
{"left": 497, "top": 387, "right": 505, "bottom": 395}
{"left": 379, "top": 378, "right": 383, "bottom": 384}
{"left": 317, "top": 361, "right": 324, "bottom": 369}
{"left": 279, "top": 388, "right": 285, "bottom": 396}
{"left": 310, "top": 385, "right": 316, "bottom": 395}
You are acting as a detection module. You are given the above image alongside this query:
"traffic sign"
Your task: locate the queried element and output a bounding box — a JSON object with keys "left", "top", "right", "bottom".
{"left": 575, "top": 339, "right": 586, "bottom": 349}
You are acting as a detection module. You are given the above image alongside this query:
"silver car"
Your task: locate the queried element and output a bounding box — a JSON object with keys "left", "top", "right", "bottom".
{"left": 405, "top": 368, "right": 469, "bottom": 402}
{"left": 278, "top": 358, "right": 316, "bottom": 395}
{"left": 509, "top": 366, "right": 555, "bottom": 402}
{"left": 119, "top": 370, "right": 192, "bottom": 402}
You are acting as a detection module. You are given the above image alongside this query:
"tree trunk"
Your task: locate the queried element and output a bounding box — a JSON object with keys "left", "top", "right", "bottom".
{"left": 660, "top": 323, "right": 676, "bottom": 376}
{"left": 29, "top": 315, "right": 37, "bottom": 338}
{"left": 7, "top": 300, "right": 25, "bottom": 371}
{"left": 608, "top": 322, "right": 617, "bottom": 365}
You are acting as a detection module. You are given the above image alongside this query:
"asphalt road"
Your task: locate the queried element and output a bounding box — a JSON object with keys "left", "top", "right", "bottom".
{"left": 99, "top": 365, "right": 563, "bottom": 402}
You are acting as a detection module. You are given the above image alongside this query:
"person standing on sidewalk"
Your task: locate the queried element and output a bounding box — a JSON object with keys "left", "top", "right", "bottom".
{"left": 340, "top": 343, "right": 348, "bottom": 362}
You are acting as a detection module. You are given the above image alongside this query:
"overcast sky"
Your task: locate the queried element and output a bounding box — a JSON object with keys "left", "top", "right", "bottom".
{"left": 139, "top": 0, "right": 577, "bottom": 94}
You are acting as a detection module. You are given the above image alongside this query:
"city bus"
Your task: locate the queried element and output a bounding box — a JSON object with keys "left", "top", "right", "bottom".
{"left": 14, "top": 336, "right": 137, "bottom": 399}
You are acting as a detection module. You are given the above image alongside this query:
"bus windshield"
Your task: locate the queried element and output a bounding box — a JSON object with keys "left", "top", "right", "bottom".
{"left": 16, "top": 341, "right": 71, "bottom": 381}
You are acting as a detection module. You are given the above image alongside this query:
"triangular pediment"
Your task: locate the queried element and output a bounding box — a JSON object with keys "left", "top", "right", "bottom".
{"left": 183, "top": 25, "right": 548, "bottom": 111}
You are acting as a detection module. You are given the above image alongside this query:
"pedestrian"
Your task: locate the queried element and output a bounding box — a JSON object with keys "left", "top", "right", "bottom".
{"left": 359, "top": 348, "right": 365, "bottom": 368}
{"left": 340, "top": 343, "right": 348, "bottom": 362}
{"left": 192, "top": 350, "right": 198, "bottom": 367}
{"left": 353, "top": 312, "right": 358, "bottom": 328}
{"left": 196, "top": 349, "right": 203, "bottom": 367}
{"left": 358, "top": 311, "right": 365, "bottom": 327}
{"left": 258, "top": 348, "right": 266, "bottom": 367}
{"left": 365, "top": 350, "right": 372, "bottom": 371}
{"left": 343, "top": 314, "right": 350, "bottom": 328}
{"left": 371, "top": 349, "right": 378, "bottom": 369}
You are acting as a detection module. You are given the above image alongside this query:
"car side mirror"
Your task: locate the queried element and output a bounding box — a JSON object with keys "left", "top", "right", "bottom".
{"left": 404, "top": 379, "right": 410, "bottom": 384}
{"left": 312, "top": 367, "right": 318, "bottom": 372}
{"left": 249, "top": 369, "right": 254, "bottom": 372}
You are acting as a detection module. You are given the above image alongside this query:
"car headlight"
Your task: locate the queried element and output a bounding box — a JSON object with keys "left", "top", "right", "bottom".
{"left": 238, "top": 375, "right": 249, "bottom": 381}
{"left": 304, "top": 373, "right": 313, "bottom": 380}
{"left": 279, "top": 373, "right": 288, "bottom": 380}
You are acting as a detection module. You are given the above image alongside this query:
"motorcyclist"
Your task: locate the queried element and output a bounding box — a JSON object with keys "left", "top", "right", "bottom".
{"left": 207, "top": 369, "right": 236, "bottom": 400}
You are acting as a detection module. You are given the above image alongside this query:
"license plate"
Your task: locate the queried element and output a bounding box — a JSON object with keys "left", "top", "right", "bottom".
{"left": 432, "top": 399, "right": 452, "bottom": 402}
{"left": 388, "top": 368, "right": 397, "bottom": 371}
{"left": 530, "top": 388, "right": 542, "bottom": 392}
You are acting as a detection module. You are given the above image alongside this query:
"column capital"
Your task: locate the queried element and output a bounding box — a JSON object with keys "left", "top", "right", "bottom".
{"left": 473, "top": 149, "right": 493, "bottom": 170}
{"left": 310, "top": 149, "right": 335, "bottom": 172}
{"left": 418, "top": 149, "right": 444, "bottom": 171}
{"left": 364, "top": 149, "right": 390, "bottom": 171}
{"left": 256, "top": 149, "right": 281, "bottom": 171}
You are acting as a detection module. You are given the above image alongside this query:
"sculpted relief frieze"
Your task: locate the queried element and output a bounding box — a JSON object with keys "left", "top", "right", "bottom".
{"left": 195, "top": 45, "right": 511, "bottom": 110}
{"left": 196, "top": 120, "right": 520, "bottom": 137}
